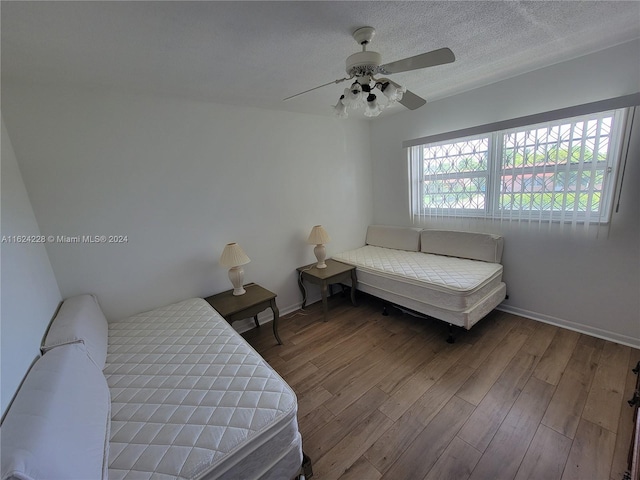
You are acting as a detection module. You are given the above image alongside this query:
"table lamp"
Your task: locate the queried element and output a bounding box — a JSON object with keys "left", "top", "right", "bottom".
{"left": 307, "top": 225, "right": 330, "bottom": 268}
{"left": 219, "top": 242, "right": 251, "bottom": 295}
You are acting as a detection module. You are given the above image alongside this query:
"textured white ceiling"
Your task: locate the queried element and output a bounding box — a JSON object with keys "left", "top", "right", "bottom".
{"left": 2, "top": 1, "right": 639, "bottom": 118}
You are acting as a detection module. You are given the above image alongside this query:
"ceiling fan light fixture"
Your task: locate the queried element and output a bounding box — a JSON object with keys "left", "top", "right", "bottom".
{"left": 333, "top": 96, "right": 348, "bottom": 118}
{"left": 341, "top": 87, "right": 354, "bottom": 106}
{"left": 336, "top": 79, "right": 396, "bottom": 117}
{"left": 349, "top": 81, "right": 363, "bottom": 95}
{"left": 381, "top": 81, "right": 406, "bottom": 102}
{"left": 364, "top": 93, "right": 382, "bottom": 117}
{"left": 343, "top": 82, "right": 363, "bottom": 106}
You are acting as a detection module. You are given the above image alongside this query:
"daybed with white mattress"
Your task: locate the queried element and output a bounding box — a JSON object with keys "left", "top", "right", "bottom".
{"left": 333, "top": 225, "right": 506, "bottom": 339}
{"left": 1, "top": 294, "right": 307, "bottom": 480}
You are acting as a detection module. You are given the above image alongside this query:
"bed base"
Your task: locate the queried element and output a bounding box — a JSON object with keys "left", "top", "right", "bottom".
{"left": 379, "top": 300, "right": 462, "bottom": 343}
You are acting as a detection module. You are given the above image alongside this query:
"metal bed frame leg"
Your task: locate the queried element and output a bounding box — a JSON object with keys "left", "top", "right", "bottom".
{"left": 447, "top": 324, "right": 456, "bottom": 344}
{"left": 301, "top": 451, "right": 313, "bottom": 478}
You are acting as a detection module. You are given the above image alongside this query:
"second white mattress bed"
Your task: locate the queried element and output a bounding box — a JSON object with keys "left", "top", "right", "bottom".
{"left": 333, "top": 245, "right": 504, "bottom": 311}
{"left": 104, "top": 298, "right": 302, "bottom": 480}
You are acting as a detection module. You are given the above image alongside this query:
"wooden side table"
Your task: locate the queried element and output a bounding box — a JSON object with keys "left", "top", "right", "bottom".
{"left": 297, "top": 258, "right": 357, "bottom": 322}
{"left": 204, "top": 282, "right": 282, "bottom": 345}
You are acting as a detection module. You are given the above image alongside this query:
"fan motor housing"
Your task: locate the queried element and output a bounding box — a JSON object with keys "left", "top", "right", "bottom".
{"left": 346, "top": 51, "right": 382, "bottom": 76}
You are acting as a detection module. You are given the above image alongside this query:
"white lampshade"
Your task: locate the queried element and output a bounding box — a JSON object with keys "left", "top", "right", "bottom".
{"left": 333, "top": 97, "right": 348, "bottom": 118}
{"left": 344, "top": 82, "right": 362, "bottom": 106}
{"left": 364, "top": 94, "right": 383, "bottom": 118}
{"left": 307, "top": 225, "right": 331, "bottom": 245}
{"left": 220, "top": 243, "right": 250, "bottom": 295}
{"left": 220, "top": 242, "right": 251, "bottom": 268}
{"left": 381, "top": 81, "right": 406, "bottom": 102}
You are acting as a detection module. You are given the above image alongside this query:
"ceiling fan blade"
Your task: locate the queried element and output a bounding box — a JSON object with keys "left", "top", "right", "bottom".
{"left": 283, "top": 77, "right": 351, "bottom": 101}
{"left": 399, "top": 89, "right": 427, "bottom": 110}
{"left": 386, "top": 79, "right": 426, "bottom": 110}
{"left": 379, "top": 47, "right": 455, "bottom": 74}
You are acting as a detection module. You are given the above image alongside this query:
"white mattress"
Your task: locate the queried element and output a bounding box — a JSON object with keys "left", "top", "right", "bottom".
{"left": 333, "top": 245, "right": 504, "bottom": 311}
{"left": 104, "top": 298, "right": 301, "bottom": 480}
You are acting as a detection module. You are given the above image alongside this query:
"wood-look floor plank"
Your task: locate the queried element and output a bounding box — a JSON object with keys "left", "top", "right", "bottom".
{"left": 456, "top": 331, "right": 529, "bottom": 406}
{"left": 363, "top": 405, "right": 427, "bottom": 474}
{"left": 577, "top": 333, "right": 606, "bottom": 349}
{"left": 541, "top": 341, "right": 602, "bottom": 438}
{"left": 459, "top": 322, "right": 557, "bottom": 451}
{"left": 561, "top": 419, "right": 617, "bottom": 480}
{"left": 278, "top": 303, "right": 370, "bottom": 364}
{"left": 292, "top": 324, "right": 392, "bottom": 395}
{"left": 424, "top": 436, "right": 482, "bottom": 480}
{"left": 600, "top": 338, "right": 633, "bottom": 367}
{"left": 509, "top": 315, "right": 539, "bottom": 337}
{"left": 458, "top": 347, "right": 541, "bottom": 452}
{"left": 322, "top": 352, "right": 400, "bottom": 415}
{"left": 282, "top": 360, "right": 319, "bottom": 387}
{"left": 320, "top": 345, "right": 391, "bottom": 395}
{"left": 296, "top": 384, "right": 333, "bottom": 418}
{"left": 468, "top": 377, "right": 556, "bottom": 480}
{"left": 381, "top": 396, "right": 475, "bottom": 480}
{"left": 298, "top": 404, "right": 334, "bottom": 440}
{"left": 514, "top": 424, "right": 573, "bottom": 480}
{"left": 454, "top": 309, "right": 503, "bottom": 346}
{"left": 338, "top": 456, "right": 382, "bottom": 480}
{"left": 581, "top": 342, "right": 631, "bottom": 433}
{"left": 533, "top": 328, "right": 581, "bottom": 385}
{"left": 378, "top": 342, "right": 472, "bottom": 421}
{"left": 375, "top": 318, "right": 422, "bottom": 352}
{"left": 519, "top": 320, "right": 558, "bottom": 358}
{"left": 375, "top": 330, "right": 444, "bottom": 395}
{"left": 307, "top": 324, "right": 381, "bottom": 370}
{"left": 312, "top": 409, "right": 393, "bottom": 480}
{"left": 366, "top": 362, "right": 475, "bottom": 473}
{"left": 304, "top": 386, "right": 389, "bottom": 465}
{"left": 458, "top": 311, "right": 516, "bottom": 369}
{"left": 406, "top": 362, "right": 477, "bottom": 428}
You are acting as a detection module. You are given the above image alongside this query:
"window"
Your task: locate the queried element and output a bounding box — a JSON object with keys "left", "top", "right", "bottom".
{"left": 409, "top": 109, "right": 628, "bottom": 225}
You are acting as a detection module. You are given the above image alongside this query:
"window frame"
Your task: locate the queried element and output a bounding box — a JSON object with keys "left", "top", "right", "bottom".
{"left": 409, "top": 108, "right": 628, "bottom": 224}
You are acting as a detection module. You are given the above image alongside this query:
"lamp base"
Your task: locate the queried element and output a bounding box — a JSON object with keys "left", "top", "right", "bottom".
{"left": 314, "top": 244, "right": 327, "bottom": 269}
{"left": 228, "top": 266, "right": 246, "bottom": 295}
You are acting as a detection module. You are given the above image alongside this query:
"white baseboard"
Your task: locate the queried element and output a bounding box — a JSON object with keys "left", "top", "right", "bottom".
{"left": 497, "top": 305, "right": 640, "bottom": 349}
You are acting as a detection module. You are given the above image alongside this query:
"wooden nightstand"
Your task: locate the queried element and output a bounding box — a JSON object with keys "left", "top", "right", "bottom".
{"left": 297, "top": 258, "right": 357, "bottom": 322}
{"left": 204, "top": 282, "right": 282, "bottom": 345}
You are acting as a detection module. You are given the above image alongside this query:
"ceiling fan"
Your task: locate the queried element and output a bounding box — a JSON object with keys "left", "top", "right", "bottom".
{"left": 283, "top": 27, "right": 455, "bottom": 118}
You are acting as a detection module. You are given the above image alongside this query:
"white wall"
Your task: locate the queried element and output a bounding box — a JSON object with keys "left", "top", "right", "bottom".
{"left": 1, "top": 85, "right": 373, "bottom": 322}
{"left": 369, "top": 40, "right": 640, "bottom": 347}
{"left": 1, "top": 116, "right": 62, "bottom": 415}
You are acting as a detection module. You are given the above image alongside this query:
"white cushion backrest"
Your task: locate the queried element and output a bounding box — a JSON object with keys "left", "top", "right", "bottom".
{"left": 0, "top": 343, "right": 110, "bottom": 480}
{"left": 42, "top": 294, "right": 108, "bottom": 369}
{"left": 420, "top": 229, "right": 504, "bottom": 263}
{"left": 366, "top": 225, "right": 422, "bottom": 252}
